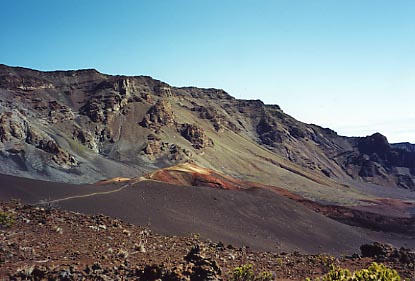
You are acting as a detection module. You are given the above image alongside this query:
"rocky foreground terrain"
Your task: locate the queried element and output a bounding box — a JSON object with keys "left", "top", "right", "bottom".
{"left": 1, "top": 201, "right": 415, "bottom": 280}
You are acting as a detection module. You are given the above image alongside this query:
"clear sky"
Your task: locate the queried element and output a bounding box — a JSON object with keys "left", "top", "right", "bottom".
{"left": 1, "top": 1, "right": 414, "bottom": 143}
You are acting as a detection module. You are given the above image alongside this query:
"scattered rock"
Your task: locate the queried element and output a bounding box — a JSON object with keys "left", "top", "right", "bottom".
{"left": 360, "top": 242, "right": 394, "bottom": 259}
{"left": 184, "top": 244, "right": 222, "bottom": 280}
{"left": 360, "top": 242, "right": 415, "bottom": 265}
{"left": 1, "top": 201, "right": 414, "bottom": 281}
{"left": 143, "top": 139, "right": 167, "bottom": 158}
{"left": 321, "top": 168, "right": 331, "bottom": 177}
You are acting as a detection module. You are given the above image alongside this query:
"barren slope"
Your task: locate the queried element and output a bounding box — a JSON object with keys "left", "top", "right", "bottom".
{"left": 2, "top": 64, "right": 414, "bottom": 209}
{"left": 2, "top": 171, "right": 415, "bottom": 255}
{"left": 0, "top": 173, "right": 366, "bottom": 254}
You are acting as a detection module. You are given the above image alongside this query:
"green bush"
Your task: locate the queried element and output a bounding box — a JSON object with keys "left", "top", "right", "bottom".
{"left": 231, "top": 264, "right": 273, "bottom": 281}
{"left": 0, "top": 211, "right": 15, "bottom": 228}
{"left": 353, "top": 263, "right": 401, "bottom": 281}
{"left": 320, "top": 265, "right": 352, "bottom": 281}
{"left": 308, "top": 262, "right": 401, "bottom": 281}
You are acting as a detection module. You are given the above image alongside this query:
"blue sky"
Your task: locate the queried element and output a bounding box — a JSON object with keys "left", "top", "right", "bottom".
{"left": 1, "top": 1, "right": 414, "bottom": 143}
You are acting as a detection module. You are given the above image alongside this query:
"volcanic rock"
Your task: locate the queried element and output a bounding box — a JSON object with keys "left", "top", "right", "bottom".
{"left": 140, "top": 99, "right": 175, "bottom": 129}
{"left": 256, "top": 115, "right": 284, "bottom": 145}
{"left": 1, "top": 64, "right": 415, "bottom": 190}
{"left": 0, "top": 111, "right": 77, "bottom": 168}
{"left": 184, "top": 245, "right": 222, "bottom": 281}
{"left": 72, "top": 127, "right": 99, "bottom": 153}
{"left": 358, "top": 133, "right": 391, "bottom": 158}
{"left": 192, "top": 105, "right": 240, "bottom": 133}
{"left": 179, "top": 124, "right": 213, "bottom": 149}
{"left": 143, "top": 139, "right": 167, "bottom": 158}
{"left": 360, "top": 242, "right": 415, "bottom": 265}
{"left": 0, "top": 72, "right": 53, "bottom": 91}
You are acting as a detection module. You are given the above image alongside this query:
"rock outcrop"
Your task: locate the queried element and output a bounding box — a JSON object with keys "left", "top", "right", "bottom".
{"left": 143, "top": 140, "right": 167, "bottom": 159}
{"left": 392, "top": 142, "right": 415, "bottom": 153}
{"left": 360, "top": 242, "right": 415, "bottom": 265}
{"left": 142, "top": 135, "right": 192, "bottom": 163}
{"left": 192, "top": 105, "right": 239, "bottom": 133}
{"left": 72, "top": 127, "right": 99, "bottom": 153}
{"left": 183, "top": 244, "right": 222, "bottom": 280}
{"left": 0, "top": 72, "right": 53, "bottom": 91}
{"left": 256, "top": 115, "right": 285, "bottom": 145}
{"left": 48, "top": 102, "right": 74, "bottom": 123}
{"left": 358, "top": 133, "right": 391, "bottom": 158}
{"left": 140, "top": 99, "right": 175, "bottom": 129}
{"left": 0, "top": 111, "right": 77, "bottom": 168}
{"left": 342, "top": 133, "right": 415, "bottom": 189}
{"left": 179, "top": 123, "right": 213, "bottom": 149}
{"left": 80, "top": 91, "right": 129, "bottom": 123}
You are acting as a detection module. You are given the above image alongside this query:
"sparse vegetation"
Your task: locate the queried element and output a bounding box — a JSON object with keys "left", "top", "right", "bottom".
{"left": 0, "top": 210, "right": 15, "bottom": 228}
{"left": 308, "top": 263, "right": 401, "bottom": 281}
{"left": 191, "top": 232, "right": 200, "bottom": 240}
{"left": 117, "top": 248, "right": 129, "bottom": 259}
{"left": 231, "top": 264, "right": 274, "bottom": 281}
{"left": 0, "top": 200, "right": 413, "bottom": 280}
{"left": 38, "top": 198, "right": 59, "bottom": 212}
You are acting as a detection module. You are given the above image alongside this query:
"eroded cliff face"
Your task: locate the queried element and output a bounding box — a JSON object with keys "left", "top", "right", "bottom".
{"left": 0, "top": 110, "right": 77, "bottom": 169}
{"left": 0, "top": 64, "right": 413, "bottom": 190}
{"left": 139, "top": 99, "right": 176, "bottom": 129}
{"left": 339, "top": 134, "right": 415, "bottom": 189}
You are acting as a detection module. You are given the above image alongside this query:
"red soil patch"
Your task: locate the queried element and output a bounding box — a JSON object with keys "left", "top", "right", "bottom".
{"left": 356, "top": 198, "right": 415, "bottom": 218}
{"left": 144, "top": 163, "right": 415, "bottom": 236}
{"left": 144, "top": 163, "right": 245, "bottom": 190}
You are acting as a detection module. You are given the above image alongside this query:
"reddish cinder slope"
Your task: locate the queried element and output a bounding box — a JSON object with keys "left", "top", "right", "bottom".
{"left": 143, "top": 163, "right": 246, "bottom": 190}
{"left": 143, "top": 163, "right": 320, "bottom": 201}
{"left": 143, "top": 163, "right": 415, "bottom": 236}
{"left": 1, "top": 171, "right": 414, "bottom": 253}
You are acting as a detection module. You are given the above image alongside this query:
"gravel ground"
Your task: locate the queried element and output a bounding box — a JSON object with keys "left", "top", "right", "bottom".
{"left": 1, "top": 201, "right": 414, "bottom": 280}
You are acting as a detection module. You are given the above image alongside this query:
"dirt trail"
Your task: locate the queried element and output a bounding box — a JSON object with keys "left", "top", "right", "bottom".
{"left": 39, "top": 178, "right": 145, "bottom": 204}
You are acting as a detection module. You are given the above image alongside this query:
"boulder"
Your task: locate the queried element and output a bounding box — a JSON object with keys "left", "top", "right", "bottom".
{"left": 360, "top": 242, "right": 415, "bottom": 265}
{"left": 184, "top": 244, "right": 222, "bottom": 281}
{"left": 360, "top": 242, "right": 394, "bottom": 259}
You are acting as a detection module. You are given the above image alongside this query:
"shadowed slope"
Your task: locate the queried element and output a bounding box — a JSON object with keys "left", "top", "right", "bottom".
{"left": 143, "top": 163, "right": 415, "bottom": 235}
{"left": 0, "top": 173, "right": 370, "bottom": 254}
{"left": 0, "top": 173, "right": 125, "bottom": 203}
{"left": 55, "top": 180, "right": 372, "bottom": 254}
{"left": 1, "top": 165, "right": 414, "bottom": 254}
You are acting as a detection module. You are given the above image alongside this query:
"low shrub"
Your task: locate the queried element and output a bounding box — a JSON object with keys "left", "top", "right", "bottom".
{"left": 231, "top": 264, "right": 273, "bottom": 281}
{"left": 0, "top": 211, "right": 15, "bottom": 228}
{"left": 308, "top": 262, "right": 401, "bottom": 281}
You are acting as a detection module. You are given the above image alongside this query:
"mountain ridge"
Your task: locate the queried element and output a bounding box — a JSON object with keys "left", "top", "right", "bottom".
{"left": 0, "top": 64, "right": 414, "bottom": 199}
